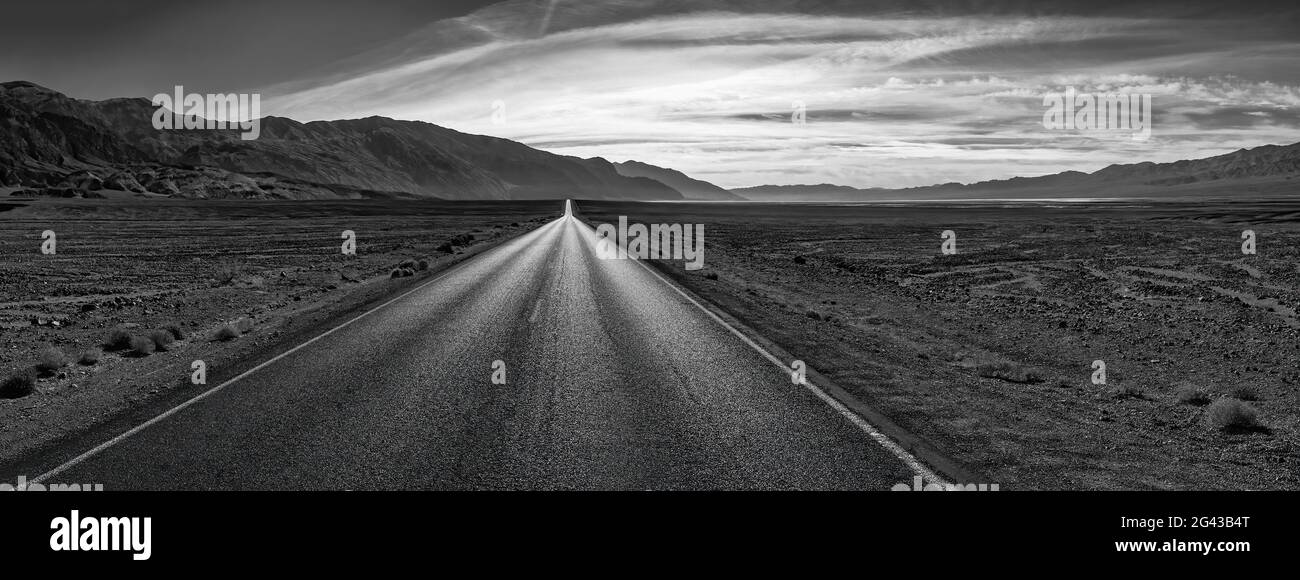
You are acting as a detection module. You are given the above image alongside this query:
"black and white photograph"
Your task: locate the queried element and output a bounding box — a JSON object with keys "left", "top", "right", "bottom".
{"left": 0, "top": 0, "right": 1295, "bottom": 565}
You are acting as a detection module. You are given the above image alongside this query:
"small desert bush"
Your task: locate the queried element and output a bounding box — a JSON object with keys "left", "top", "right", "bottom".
{"left": 1229, "top": 386, "right": 1259, "bottom": 401}
{"left": 1205, "top": 398, "right": 1262, "bottom": 432}
{"left": 164, "top": 323, "right": 185, "bottom": 340}
{"left": 214, "top": 263, "right": 245, "bottom": 285}
{"left": 214, "top": 325, "right": 240, "bottom": 341}
{"left": 417, "top": 259, "right": 430, "bottom": 271}
{"left": 704, "top": 272, "right": 719, "bottom": 280}
{"left": 129, "top": 335, "right": 156, "bottom": 356}
{"left": 976, "top": 361, "right": 1043, "bottom": 384}
{"left": 792, "top": 255, "right": 807, "bottom": 264}
{"left": 1115, "top": 384, "right": 1146, "bottom": 400}
{"left": 1175, "top": 384, "right": 1211, "bottom": 406}
{"left": 36, "top": 347, "right": 67, "bottom": 374}
{"left": 104, "top": 327, "right": 133, "bottom": 351}
{"left": 79, "top": 348, "right": 101, "bottom": 366}
{"left": 149, "top": 330, "right": 175, "bottom": 351}
{"left": 215, "top": 318, "right": 253, "bottom": 341}
{"left": 0, "top": 369, "right": 37, "bottom": 399}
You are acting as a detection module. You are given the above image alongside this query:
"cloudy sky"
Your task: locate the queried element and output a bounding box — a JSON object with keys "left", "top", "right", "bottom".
{"left": 6, "top": 0, "right": 1300, "bottom": 188}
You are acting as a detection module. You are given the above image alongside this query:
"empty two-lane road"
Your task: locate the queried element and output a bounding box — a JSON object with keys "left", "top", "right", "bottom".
{"left": 36, "top": 202, "right": 926, "bottom": 490}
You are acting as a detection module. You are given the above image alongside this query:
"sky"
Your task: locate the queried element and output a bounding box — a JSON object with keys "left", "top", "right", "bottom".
{"left": 5, "top": 0, "right": 1300, "bottom": 189}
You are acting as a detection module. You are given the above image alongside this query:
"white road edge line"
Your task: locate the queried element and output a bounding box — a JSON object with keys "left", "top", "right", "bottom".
{"left": 32, "top": 218, "right": 563, "bottom": 485}
{"left": 574, "top": 215, "right": 950, "bottom": 487}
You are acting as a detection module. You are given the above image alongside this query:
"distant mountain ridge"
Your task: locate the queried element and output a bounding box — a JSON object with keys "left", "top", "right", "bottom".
{"left": 0, "top": 81, "right": 683, "bottom": 201}
{"left": 614, "top": 160, "right": 742, "bottom": 201}
{"left": 729, "top": 143, "right": 1300, "bottom": 201}
{"left": 729, "top": 183, "right": 885, "bottom": 202}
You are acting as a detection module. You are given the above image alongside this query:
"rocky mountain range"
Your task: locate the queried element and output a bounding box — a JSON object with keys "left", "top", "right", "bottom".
{"left": 729, "top": 143, "right": 1300, "bottom": 201}
{"left": 0, "top": 81, "right": 681, "bottom": 201}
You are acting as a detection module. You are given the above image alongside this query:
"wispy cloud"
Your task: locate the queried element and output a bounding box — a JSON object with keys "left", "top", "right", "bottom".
{"left": 259, "top": 0, "right": 1300, "bottom": 188}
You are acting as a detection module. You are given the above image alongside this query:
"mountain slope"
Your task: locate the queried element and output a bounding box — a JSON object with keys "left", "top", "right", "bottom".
{"left": 614, "top": 160, "right": 741, "bottom": 201}
{"left": 0, "top": 81, "right": 683, "bottom": 201}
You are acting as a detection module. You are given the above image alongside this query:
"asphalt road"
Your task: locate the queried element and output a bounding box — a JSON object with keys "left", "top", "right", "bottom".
{"left": 39, "top": 201, "right": 920, "bottom": 490}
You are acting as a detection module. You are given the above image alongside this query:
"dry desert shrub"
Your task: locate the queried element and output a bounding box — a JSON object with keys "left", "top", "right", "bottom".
{"left": 129, "top": 335, "right": 156, "bottom": 356}
{"left": 164, "top": 323, "right": 185, "bottom": 341}
{"left": 976, "top": 361, "right": 1044, "bottom": 384}
{"left": 214, "top": 325, "right": 240, "bottom": 341}
{"left": 1114, "top": 384, "right": 1147, "bottom": 400}
{"left": 104, "top": 327, "right": 133, "bottom": 351}
{"left": 214, "top": 263, "right": 245, "bottom": 285}
{"left": 149, "top": 330, "right": 175, "bottom": 351}
{"left": 36, "top": 347, "right": 67, "bottom": 374}
{"left": 79, "top": 348, "right": 101, "bottom": 366}
{"left": 1205, "top": 398, "right": 1262, "bottom": 432}
{"left": 215, "top": 318, "right": 254, "bottom": 341}
{"left": 1175, "top": 384, "right": 1211, "bottom": 406}
{"left": 0, "top": 369, "right": 37, "bottom": 399}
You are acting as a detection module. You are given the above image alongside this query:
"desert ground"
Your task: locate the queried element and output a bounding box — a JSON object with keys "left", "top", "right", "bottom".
{"left": 3, "top": 194, "right": 1297, "bottom": 490}
{"left": 0, "top": 195, "right": 556, "bottom": 469}
{"left": 578, "top": 199, "right": 1300, "bottom": 490}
